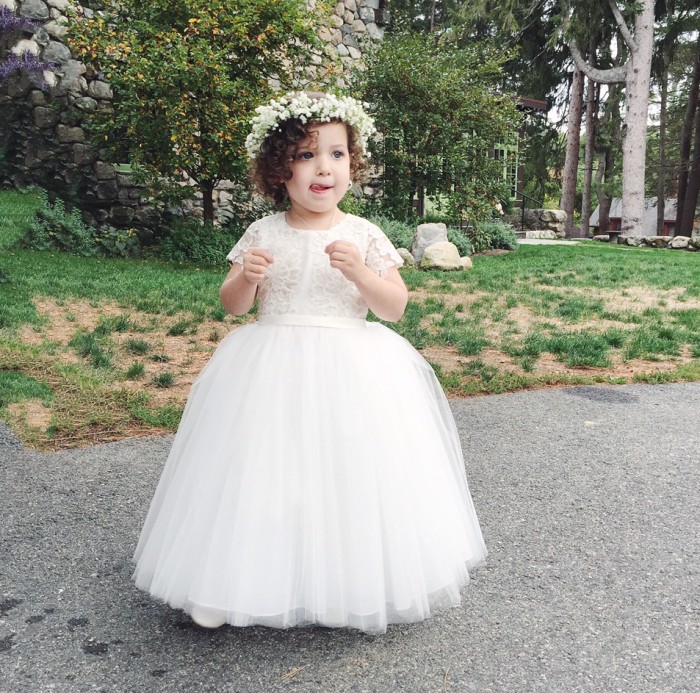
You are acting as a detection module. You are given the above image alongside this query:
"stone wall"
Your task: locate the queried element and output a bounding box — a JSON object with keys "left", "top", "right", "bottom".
{"left": 0, "top": 0, "right": 385, "bottom": 230}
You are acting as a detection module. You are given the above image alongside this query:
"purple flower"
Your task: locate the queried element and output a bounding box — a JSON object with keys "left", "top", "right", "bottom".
{"left": 0, "top": 51, "right": 56, "bottom": 86}
{"left": 0, "top": 7, "right": 41, "bottom": 34}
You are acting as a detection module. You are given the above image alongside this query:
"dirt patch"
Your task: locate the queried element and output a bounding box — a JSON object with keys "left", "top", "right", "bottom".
{"left": 5, "top": 399, "right": 52, "bottom": 431}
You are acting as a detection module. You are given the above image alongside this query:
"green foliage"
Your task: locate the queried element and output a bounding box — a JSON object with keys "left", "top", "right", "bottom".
{"left": 19, "top": 193, "right": 98, "bottom": 257}
{"left": 68, "top": 0, "right": 330, "bottom": 222}
{"left": 0, "top": 370, "right": 52, "bottom": 408}
{"left": 466, "top": 220, "right": 518, "bottom": 253}
{"left": 95, "top": 226, "right": 142, "bottom": 258}
{"left": 447, "top": 228, "right": 473, "bottom": 256}
{"left": 152, "top": 371, "right": 175, "bottom": 388}
{"left": 368, "top": 215, "right": 415, "bottom": 250}
{"left": 150, "top": 218, "right": 240, "bottom": 266}
{"left": 358, "top": 32, "right": 520, "bottom": 222}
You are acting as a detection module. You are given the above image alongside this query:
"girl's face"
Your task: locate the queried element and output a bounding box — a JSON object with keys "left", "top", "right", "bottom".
{"left": 285, "top": 121, "right": 351, "bottom": 221}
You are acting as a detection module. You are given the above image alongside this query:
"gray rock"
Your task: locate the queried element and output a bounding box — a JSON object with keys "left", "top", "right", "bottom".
{"left": 110, "top": 205, "right": 135, "bottom": 224}
{"left": 396, "top": 247, "right": 415, "bottom": 268}
{"left": 29, "top": 89, "right": 46, "bottom": 105}
{"left": 56, "top": 125, "right": 85, "bottom": 143}
{"left": 72, "top": 96, "right": 98, "bottom": 112}
{"left": 345, "top": 0, "right": 357, "bottom": 11}
{"left": 94, "top": 162, "right": 116, "bottom": 180}
{"left": 348, "top": 46, "right": 361, "bottom": 60}
{"left": 643, "top": 235, "right": 671, "bottom": 248}
{"left": 592, "top": 234, "right": 610, "bottom": 242}
{"left": 525, "top": 230, "right": 558, "bottom": 240}
{"left": 459, "top": 256, "right": 473, "bottom": 271}
{"left": 351, "top": 19, "right": 366, "bottom": 33}
{"left": 96, "top": 180, "right": 118, "bottom": 200}
{"left": 32, "top": 28, "right": 50, "bottom": 47}
{"left": 72, "top": 143, "right": 98, "bottom": 166}
{"left": 19, "top": 0, "right": 49, "bottom": 21}
{"left": 336, "top": 43, "right": 349, "bottom": 56}
{"left": 44, "top": 19, "right": 68, "bottom": 40}
{"left": 420, "top": 241, "right": 462, "bottom": 270}
{"left": 88, "top": 80, "right": 113, "bottom": 100}
{"left": 541, "top": 208, "right": 567, "bottom": 223}
{"left": 668, "top": 235, "right": 690, "bottom": 250}
{"left": 366, "top": 0, "right": 380, "bottom": 8}
{"left": 359, "top": 7, "right": 374, "bottom": 22}
{"left": 33, "top": 105, "right": 59, "bottom": 128}
{"left": 47, "top": 0, "right": 70, "bottom": 9}
{"left": 411, "top": 222, "right": 447, "bottom": 262}
{"left": 42, "top": 40, "right": 71, "bottom": 64}
{"left": 621, "top": 236, "right": 643, "bottom": 247}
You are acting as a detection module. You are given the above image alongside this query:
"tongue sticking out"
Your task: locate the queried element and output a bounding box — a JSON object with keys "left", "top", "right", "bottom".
{"left": 311, "top": 184, "right": 331, "bottom": 193}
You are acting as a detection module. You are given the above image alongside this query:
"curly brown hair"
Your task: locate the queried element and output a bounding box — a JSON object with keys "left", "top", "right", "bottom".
{"left": 251, "top": 94, "right": 370, "bottom": 206}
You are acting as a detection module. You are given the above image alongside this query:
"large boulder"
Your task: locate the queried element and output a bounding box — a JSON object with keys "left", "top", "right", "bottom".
{"left": 411, "top": 223, "right": 447, "bottom": 263}
{"left": 525, "top": 230, "right": 558, "bottom": 240}
{"left": 420, "top": 241, "right": 462, "bottom": 270}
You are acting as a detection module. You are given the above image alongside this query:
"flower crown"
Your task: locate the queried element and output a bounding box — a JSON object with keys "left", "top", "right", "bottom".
{"left": 245, "top": 92, "right": 377, "bottom": 159}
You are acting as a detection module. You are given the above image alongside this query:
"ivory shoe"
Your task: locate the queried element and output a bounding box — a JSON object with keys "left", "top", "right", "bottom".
{"left": 190, "top": 605, "right": 226, "bottom": 629}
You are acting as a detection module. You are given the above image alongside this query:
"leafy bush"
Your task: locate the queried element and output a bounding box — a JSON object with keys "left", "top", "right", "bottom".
{"left": 19, "top": 193, "right": 98, "bottom": 257}
{"left": 484, "top": 220, "right": 519, "bottom": 250}
{"left": 447, "top": 228, "right": 473, "bottom": 256}
{"left": 465, "top": 220, "right": 518, "bottom": 253}
{"left": 150, "top": 218, "right": 240, "bottom": 266}
{"left": 368, "top": 215, "right": 415, "bottom": 250}
{"left": 95, "top": 226, "right": 142, "bottom": 258}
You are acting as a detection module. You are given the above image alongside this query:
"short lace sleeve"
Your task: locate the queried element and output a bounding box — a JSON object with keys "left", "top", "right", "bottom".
{"left": 365, "top": 222, "right": 404, "bottom": 277}
{"left": 226, "top": 222, "right": 259, "bottom": 265}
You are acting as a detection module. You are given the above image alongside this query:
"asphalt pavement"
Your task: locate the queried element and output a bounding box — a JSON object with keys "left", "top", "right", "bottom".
{"left": 1, "top": 383, "right": 699, "bottom": 693}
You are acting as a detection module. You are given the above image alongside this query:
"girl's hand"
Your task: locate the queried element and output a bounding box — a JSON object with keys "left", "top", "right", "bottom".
{"left": 325, "top": 240, "right": 368, "bottom": 283}
{"left": 242, "top": 248, "right": 273, "bottom": 285}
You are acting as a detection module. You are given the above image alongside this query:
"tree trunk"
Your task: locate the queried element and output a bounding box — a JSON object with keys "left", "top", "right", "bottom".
{"left": 581, "top": 65, "right": 598, "bottom": 236}
{"left": 202, "top": 180, "right": 215, "bottom": 224}
{"left": 560, "top": 66, "right": 584, "bottom": 234}
{"left": 567, "top": 0, "right": 655, "bottom": 236}
{"left": 618, "top": 0, "right": 654, "bottom": 236}
{"left": 595, "top": 85, "right": 622, "bottom": 234}
{"left": 679, "top": 103, "right": 700, "bottom": 236}
{"left": 656, "top": 59, "right": 668, "bottom": 236}
{"left": 675, "top": 38, "right": 700, "bottom": 236}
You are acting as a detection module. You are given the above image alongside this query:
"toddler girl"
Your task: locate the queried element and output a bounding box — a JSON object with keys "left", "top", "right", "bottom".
{"left": 133, "top": 92, "right": 487, "bottom": 634}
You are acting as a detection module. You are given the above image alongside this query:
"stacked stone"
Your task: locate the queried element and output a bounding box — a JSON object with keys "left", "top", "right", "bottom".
{"left": 320, "top": 0, "right": 387, "bottom": 65}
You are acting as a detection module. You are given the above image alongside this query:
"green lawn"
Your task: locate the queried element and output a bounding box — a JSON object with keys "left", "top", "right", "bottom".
{"left": 1, "top": 188, "right": 699, "bottom": 449}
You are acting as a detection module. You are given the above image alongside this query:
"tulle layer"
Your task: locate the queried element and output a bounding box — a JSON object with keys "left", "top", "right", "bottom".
{"left": 132, "top": 321, "right": 487, "bottom": 633}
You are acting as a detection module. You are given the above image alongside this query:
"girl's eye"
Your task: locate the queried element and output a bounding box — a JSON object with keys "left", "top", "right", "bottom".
{"left": 332, "top": 150, "right": 345, "bottom": 159}
{"left": 298, "top": 151, "right": 313, "bottom": 160}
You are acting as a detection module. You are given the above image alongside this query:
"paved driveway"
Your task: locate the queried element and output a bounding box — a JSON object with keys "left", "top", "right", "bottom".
{"left": 1, "top": 383, "right": 699, "bottom": 692}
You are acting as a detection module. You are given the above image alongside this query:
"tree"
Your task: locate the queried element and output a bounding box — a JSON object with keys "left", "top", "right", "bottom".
{"left": 559, "top": 66, "right": 584, "bottom": 232}
{"left": 564, "top": 0, "right": 655, "bottom": 236}
{"left": 358, "top": 32, "right": 520, "bottom": 221}
{"left": 69, "top": 0, "right": 326, "bottom": 223}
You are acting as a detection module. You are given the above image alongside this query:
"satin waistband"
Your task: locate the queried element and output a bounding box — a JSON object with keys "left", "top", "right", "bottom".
{"left": 257, "top": 315, "right": 367, "bottom": 329}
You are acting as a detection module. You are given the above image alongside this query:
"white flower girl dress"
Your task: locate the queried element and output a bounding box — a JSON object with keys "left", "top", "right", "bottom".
{"left": 132, "top": 212, "right": 487, "bottom": 634}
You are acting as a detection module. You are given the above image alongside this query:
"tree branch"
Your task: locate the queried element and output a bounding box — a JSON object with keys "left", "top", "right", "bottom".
{"left": 607, "top": 0, "right": 637, "bottom": 52}
{"left": 569, "top": 40, "right": 627, "bottom": 84}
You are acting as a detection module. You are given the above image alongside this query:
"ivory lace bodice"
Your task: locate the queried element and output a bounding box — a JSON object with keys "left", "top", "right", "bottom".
{"left": 226, "top": 213, "right": 403, "bottom": 320}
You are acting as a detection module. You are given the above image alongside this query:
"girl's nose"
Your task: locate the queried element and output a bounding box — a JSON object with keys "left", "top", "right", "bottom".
{"left": 316, "top": 155, "right": 331, "bottom": 175}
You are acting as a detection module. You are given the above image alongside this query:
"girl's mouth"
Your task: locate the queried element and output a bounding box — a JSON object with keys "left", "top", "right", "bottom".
{"left": 310, "top": 184, "right": 333, "bottom": 194}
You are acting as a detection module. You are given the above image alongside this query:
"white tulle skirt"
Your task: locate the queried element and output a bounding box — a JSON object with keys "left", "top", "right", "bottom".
{"left": 132, "top": 318, "right": 487, "bottom": 634}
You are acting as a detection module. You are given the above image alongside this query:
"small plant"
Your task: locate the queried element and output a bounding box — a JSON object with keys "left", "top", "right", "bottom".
{"left": 368, "top": 215, "right": 415, "bottom": 250}
{"left": 167, "top": 320, "right": 196, "bottom": 337}
{"left": 208, "top": 330, "right": 221, "bottom": 342}
{"left": 96, "top": 314, "right": 131, "bottom": 335}
{"left": 95, "top": 226, "right": 142, "bottom": 259}
{"left": 124, "top": 338, "right": 150, "bottom": 355}
{"left": 152, "top": 372, "right": 175, "bottom": 388}
{"left": 150, "top": 353, "right": 171, "bottom": 362}
{"left": 69, "top": 330, "right": 113, "bottom": 369}
{"left": 151, "top": 218, "right": 240, "bottom": 266}
{"left": 19, "top": 191, "right": 98, "bottom": 257}
{"left": 125, "top": 362, "right": 146, "bottom": 379}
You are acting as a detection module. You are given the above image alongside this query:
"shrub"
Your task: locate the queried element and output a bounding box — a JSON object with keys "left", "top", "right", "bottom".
{"left": 465, "top": 220, "right": 518, "bottom": 253}
{"left": 447, "top": 228, "right": 473, "bottom": 256}
{"left": 368, "top": 215, "right": 414, "bottom": 250}
{"left": 95, "top": 226, "right": 142, "bottom": 258}
{"left": 150, "top": 218, "right": 240, "bottom": 266}
{"left": 19, "top": 193, "right": 97, "bottom": 257}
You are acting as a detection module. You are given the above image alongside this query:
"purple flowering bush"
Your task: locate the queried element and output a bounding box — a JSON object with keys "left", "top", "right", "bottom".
{"left": 0, "top": 7, "right": 54, "bottom": 85}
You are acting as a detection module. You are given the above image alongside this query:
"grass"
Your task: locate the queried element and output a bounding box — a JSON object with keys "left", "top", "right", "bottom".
{"left": 1, "top": 188, "right": 700, "bottom": 448}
